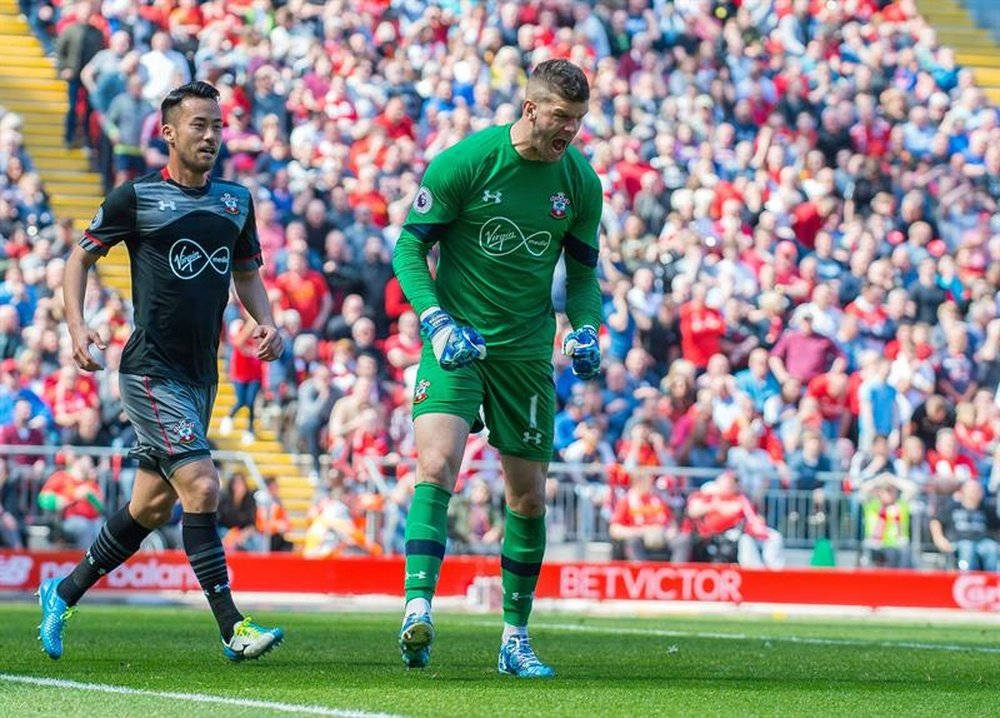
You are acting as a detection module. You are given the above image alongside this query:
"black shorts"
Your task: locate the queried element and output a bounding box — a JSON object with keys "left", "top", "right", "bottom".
{"left": 119, "top": 373, "right": 216, "bottom": 480}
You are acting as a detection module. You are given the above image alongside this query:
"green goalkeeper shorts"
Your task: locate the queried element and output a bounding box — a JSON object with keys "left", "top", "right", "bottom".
{"left": 411, "top": 344, "right": 555, "bottom": 462}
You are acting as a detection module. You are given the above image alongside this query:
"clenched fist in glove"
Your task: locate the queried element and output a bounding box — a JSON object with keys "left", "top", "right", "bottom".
{"left": 420, "top": 307, "right": 487, "bottom": 370}
{"left": 562, "top": 325, "right": 601, "bottom": 380}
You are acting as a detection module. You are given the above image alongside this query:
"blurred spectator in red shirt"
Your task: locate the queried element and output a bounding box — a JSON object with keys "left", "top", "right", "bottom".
{"left": 679, "top": 285, "right": 725, "bottom": 370}
{"left": 686, "top": 471, "right": 784, "bottom": 568}
{"left": 221, "top": 317, "right": 264, "bottom": 444}
{"left": 769, "top": 312, "right": 845, "bottom": 384}
{"left": 38, "top": 455, "right": 104, "bottom": 548}
{"left": 609, "top": 471, "right": 690, "bottom": 562}
{"left": 383, "top": 310, "right": 422, "bottom": 383}
{"left": 275, "top": 251, "right": 332, "bottom": 335}
{"left": 0, "top": 399, "right": 45, "bottom": 466}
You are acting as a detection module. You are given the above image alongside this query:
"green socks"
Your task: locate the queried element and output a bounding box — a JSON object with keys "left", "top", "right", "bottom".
{"left": 500, "top": 507, "right": 546, "bottom": 627}
{"left": 403, "top": 485, "right": 546, "bottom": 628}
{"left": 404, "top": 482, "right": 452, "bottom": 603}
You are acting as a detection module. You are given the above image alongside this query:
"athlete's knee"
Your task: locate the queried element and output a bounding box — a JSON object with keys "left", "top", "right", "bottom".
{"left": 182, "top": 473, "right": 221, "bottom": 512}
{"left": 507, "top": 485, "right": 546, "bottom": 517}
{"left": 416, "top": 447, "right": 461, "bottom": 489}
{"left": 129, "top": 493, "right": 176, "bottom": 528}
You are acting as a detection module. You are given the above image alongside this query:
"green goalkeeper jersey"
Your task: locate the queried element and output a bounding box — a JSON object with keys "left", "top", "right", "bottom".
{"left": 392, "top": 124, "right": 603, "bottom": 361}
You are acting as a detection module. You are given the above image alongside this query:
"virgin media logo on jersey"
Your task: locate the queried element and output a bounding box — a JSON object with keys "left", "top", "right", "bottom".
{"left": 479, "top": 216, "right": 551, "bottom": 258}
{"left": 559, "top": 564, "right": 743, "bottom": 602}
{"left": 0, "top": 555, "right": 33, "bottom": 587}
{"left": 169, "top": 238, "right": 231, "bottom": 280}
{"left": 952, "top": 574, "right": 1000, "bottom": 611}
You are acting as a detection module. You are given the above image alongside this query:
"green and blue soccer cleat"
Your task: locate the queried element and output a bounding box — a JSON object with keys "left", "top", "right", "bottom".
{"left": 398, "top": 612, "right": 434, "bottom": 668}
{"left": 498, "top": 635, "right": 556, "bottom": 678}
{"left": 222, "top": 616, "right": 284, "bottom": 662}
{"left": 37, "top": 577, "right": 75, "bottom": 660}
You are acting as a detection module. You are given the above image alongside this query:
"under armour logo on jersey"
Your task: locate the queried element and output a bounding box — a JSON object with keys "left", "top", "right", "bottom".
{"left": 158, "top": 199, "right": 176, "bottom": 211}
{"left": 169, "top": 238, "right": 231, "bottom": 280}
{"left": 483, "top": 189, "right": 503, "bottom": 204}
{"left": 522, "top": 429, "right": 543, "bottom": 445}
{"left": 406, "top": 571, "right": 427, "bottom": 580}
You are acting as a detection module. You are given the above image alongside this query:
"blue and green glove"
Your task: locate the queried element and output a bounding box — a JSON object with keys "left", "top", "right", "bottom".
{"left": 562, "top": 325, "right": 601, "bottom": 380}
{"left": 420, "top": 307, "right": 487, "bottom": 370}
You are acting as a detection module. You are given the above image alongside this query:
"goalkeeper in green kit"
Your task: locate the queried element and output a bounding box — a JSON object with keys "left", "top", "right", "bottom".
{"left": 391, "top": 59, "right": 602, "bottom": 677}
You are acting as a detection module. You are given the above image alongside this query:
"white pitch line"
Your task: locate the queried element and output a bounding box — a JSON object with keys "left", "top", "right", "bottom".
{"left": 493, "top": 621, "right": 1000, "bottom": 655}
{"left": 0, "top": 673, "right": 404, "bottom": 718}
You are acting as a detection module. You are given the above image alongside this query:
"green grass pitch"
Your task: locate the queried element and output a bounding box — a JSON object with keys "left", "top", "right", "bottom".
{"left": 0, "top": 603, "right": 997, "bottom": 717}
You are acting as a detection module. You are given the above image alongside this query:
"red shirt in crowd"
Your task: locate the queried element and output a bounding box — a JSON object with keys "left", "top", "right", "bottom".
{"left": 955, "top": 422, "right": 995, "bottom": 458}
{"left": 770, "top": 329, "right": 844, "bottom": 383}
{"left": 679, "top": 301, "right": 725, "bottom": 369}
{"left": 0, "top": 422, "right": 45, "bottom": 465}
{"left": 686, "top": 489, "right": 769, "bottom": 539}
{"left": 374, "top": 112, "right": 415, "bottom": 140}
{"left": 382, "top": 331, "right": 421, "bottom": 383}
{"left": 275, "top": 269, "right": 329, "bottom": 330}
{"left": 806, "top": 373, "right": 850, "bottom": 421}
{"left": 611, "top": 488, "right": 674, "bottom": 529}
{"left": 228, "top": 320, "right": 263, "bottom": 384}
{"left": 40, "top": 470, "right": 102, "bottom": 521}
{"left": 926, "top": 451, "right": 979, "bottom": 481}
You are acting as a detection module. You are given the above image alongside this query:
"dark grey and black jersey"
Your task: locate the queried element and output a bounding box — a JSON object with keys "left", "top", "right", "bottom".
{"left": 80, "top": 168, "right": 262, "bottom": 385}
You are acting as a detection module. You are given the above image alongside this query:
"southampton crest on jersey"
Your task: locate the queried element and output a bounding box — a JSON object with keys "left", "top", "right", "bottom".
{"left": 172, "top": 419, "right": 196, "bottom": 444}
{"left": 220, "top": 192, "right": 240, "bottom": 215}
{"left": 413, "top": 379, "right": 430, "bottom": 404}
{"left": 549, "top": 192, "right": 570, "bottom": 219}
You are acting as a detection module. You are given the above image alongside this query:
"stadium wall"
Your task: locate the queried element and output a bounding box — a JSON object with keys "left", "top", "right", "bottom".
{"left": 1, "top": 550, "right": 999, "bottom": 613}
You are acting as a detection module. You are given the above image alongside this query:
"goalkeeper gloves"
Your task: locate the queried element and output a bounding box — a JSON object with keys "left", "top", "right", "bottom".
{"left": 420, "top": 307, "right": 487, "bottom": 370}
{"left": 562, "top": 325, "right": 601, "bottom": 380}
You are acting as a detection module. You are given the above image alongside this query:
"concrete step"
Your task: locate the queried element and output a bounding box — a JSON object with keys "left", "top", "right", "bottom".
{"left": 972, "top": 67, "right": 1000, "bottom": 85}
{"left": 290, "top": 516, "right": 309, "bottom": 531}
{"left": 44, "top": 181, "right": 103, "bottom": 197}
{"left": 0, "top": 88, "right": 66, "bottom": 105}
{"left": 937, "top": 35, "right": 997, "bottom": 50}
{"left": 985, "top": 87, "right": 1000, "bottom": 104}
{"left": 40, "top": 169, "right": 103, "bottom": 183}
{"left": 0, "top": 33, "right": 45, "bottom": 47}
{"left": 0, "top": 53, "right": 53, "bottom": 68}
{"left": 0, "top": 60, "right": 54, "bottom": 74}
{"left": 51, "top": 197, "right": 101, "bottom": 213}
{"left": 0, "top": 77, "right": 61, "bottom": 92}
{"left": 32, "top": 158, "right": 90, "bottom": 173}
{"left": 20, "top": 121, "right": 68, "bottom": 136}
{"left": 215, "top": 438, "right": 285, "bottom": 453}
{"left": 0, "top": 100, "right": 67, "bottom": 115}
{"left": 29, "top": 146, "right": 88, "bottom": 160}
{"left": 956, "top": 52, "right": 1000, "bottom": 68}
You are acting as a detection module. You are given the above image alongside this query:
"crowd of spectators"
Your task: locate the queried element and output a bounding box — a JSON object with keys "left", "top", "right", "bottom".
{"left": 1, "top": 0, "right": 999, "bottom": 567}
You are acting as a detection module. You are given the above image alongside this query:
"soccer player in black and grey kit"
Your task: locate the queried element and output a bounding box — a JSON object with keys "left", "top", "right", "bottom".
{"left": 38, "top": 82, "right": 285, "bottom": 661}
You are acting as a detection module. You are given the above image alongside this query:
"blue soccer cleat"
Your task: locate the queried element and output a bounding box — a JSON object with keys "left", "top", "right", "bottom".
{"left": 398, "top": 612, "right": 434, "bottom": 668}
{"left": 37, "top": 577, "right": 75, "bottom": 660}
{"left": 498, "top": 635, "right": 556, "bottom": 678}
{"left": 222, "top": 616, "right": 284, "bottom": 662}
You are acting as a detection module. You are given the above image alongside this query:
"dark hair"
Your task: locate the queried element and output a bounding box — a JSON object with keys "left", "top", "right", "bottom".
{"left": 529, "top": 59, "right": 589, "bottom": 103}
{"left": 160, "top": 81, "right": 220, "bottom": 124}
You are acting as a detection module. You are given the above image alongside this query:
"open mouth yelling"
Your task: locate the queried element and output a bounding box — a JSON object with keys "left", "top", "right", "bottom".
{"left": 552, "top": 138, "right": 568, "bottom": 154}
